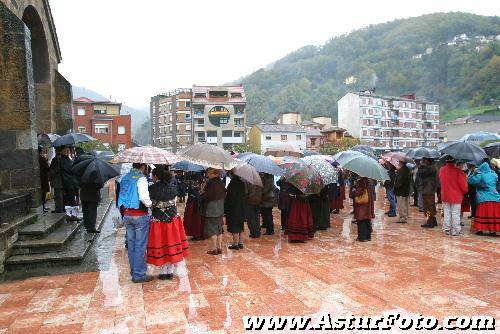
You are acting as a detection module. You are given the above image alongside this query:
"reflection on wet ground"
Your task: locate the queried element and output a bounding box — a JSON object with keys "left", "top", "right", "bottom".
{"left": 0, "top": 194, "right": 498, "bottom": 333}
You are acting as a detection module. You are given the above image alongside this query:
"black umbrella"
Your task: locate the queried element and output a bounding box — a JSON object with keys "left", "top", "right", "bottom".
{"left": 52, "top": 133, "right": 95, "bottom": 147}
{"left": 71, "top": 156, "right": 119, "bottom": 185}
{"left": 438, "top": 141, "right": 487, "bottom": 162}
{"left": 484, "top": 142, "right": 500, "bottom": 158}
{"left": 406, "top": 147, "right": 441, "bottom": 160}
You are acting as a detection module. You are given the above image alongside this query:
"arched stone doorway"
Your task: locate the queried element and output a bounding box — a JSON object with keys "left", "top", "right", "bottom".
{"left": 22, "top": 5, "right": 52, "bottom": 133}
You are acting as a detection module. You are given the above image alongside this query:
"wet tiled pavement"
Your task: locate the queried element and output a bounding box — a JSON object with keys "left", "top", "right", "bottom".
{"left": 0, "top": 193, "right": 498, "bottom": 333}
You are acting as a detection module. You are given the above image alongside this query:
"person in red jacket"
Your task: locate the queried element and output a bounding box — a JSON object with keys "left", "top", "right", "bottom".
{"left": 439, "top": 156, "right": 468, "bottom": 236}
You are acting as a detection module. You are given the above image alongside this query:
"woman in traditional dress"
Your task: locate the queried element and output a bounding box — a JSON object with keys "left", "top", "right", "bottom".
{"left": 330, "top": 168, "right": 345, "bottom": 214}
{"left": 147, "top": 167, "right": 189, "bottom": 280}
{"left": 286, "top": 186, "right": 314, "bottom": 242}
{"left": 469, "top": 161, "right": 500, "bottom": 236}
{"left": 351, "top": 177, "right": 375, "bottom": 242}
{"left": 277, "top": 177, "right": 293, "bottom": 231}
{"left": 317, "top": 185, "right": 331, "bottom": 230}
{"left": 225, "top": 173, "right": 247, "bottom": 250}
{"left": 201, "top": 168, "right": 226, "bottom": 255}
{"left": 183, "top": 171, "right": 206, "bottom": 240}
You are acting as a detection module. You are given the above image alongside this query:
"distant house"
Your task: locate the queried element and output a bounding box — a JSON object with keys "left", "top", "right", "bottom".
{"left": 321, "top": 126, "right": 346, "bottom": 143}
{"left": 73, "top": 97, "right": 132, "bottom": 151}
{"left": 306, "top": 128, "right": 324, "bottom": 151}
{"left": 248, "top": 123, "right": 306, "bottom": 154}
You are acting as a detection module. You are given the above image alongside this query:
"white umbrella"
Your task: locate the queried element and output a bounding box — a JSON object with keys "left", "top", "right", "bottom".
{"left": 233, "top": 163, "right": 263, "bottom": 187}
{"left": 110, "top": 146, "right": 181, "bottom": 164}
{"left": 179, "top": 143, "right": 241, "bottom": 170}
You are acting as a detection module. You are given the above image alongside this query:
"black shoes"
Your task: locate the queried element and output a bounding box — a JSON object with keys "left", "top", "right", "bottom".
{"left": 228, "top": 244, "right": 240, "bottom": 250}
{"left": 87, "top": 229, "right": 101, "bottom": 234}
{"left": 387, "top": 214, "right": 397, "bottom": 217}
{"left": 158, "top": 274, "right": 173, "bottom": 280}
{"left": 421, "top": 219, "right": 437, "bottom": 228}
{"left": 395, "top": 221, "right": 407, "bottom": 224}
{"left": 132, "top": 275, "right": 154, "bottom": 283}
{"left": 263, "top": 231, "right": 274, "bottom": 235}
{"left": 66, "top": 215, "right": 81, "bottom": 222}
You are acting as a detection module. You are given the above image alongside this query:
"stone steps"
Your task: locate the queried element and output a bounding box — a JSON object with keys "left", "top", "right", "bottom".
{"left": 5, "top": 228, "right": 92, "bottom": 268}
{"left": 12, "top": 221, "right": 79, "bottom": 254}
{"left": 17, "top": 213, "right": 67, "bottom": 240}
{"left": 5, "top": 198, "right": 113, "bottom": 270}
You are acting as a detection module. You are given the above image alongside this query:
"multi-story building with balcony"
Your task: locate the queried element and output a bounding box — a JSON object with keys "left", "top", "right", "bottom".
{"left": 150, "top": 89, "right": 192, "bottom": 153}
{"left": 73, "top": 97, "right": 132, "bottom": 151}
{"left": 191, "top": 85, "right": 246, "bottom": 149}
{"left": 338, "top": 91, "right": 440, "bottom": 150}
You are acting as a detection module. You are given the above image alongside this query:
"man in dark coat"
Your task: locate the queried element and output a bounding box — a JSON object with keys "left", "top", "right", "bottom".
{"left": 394, "top": 162, "right": 412, "bottom": 223}
{"left": 418, "top": 158, "right": 438, "bottom": 228}
{"left": 59, "top": 146, "right": 80, "bottom": 221}
{"left": 384, "top": 164, "right": 397, "bottom": 217}
{"left": 38, "top": 146, "right": 50, "bottom": 213}
{"left": 260, "top": 173, "right": 276, "bottom": 235}
{"left": 48, "top": 147, "right": 64, "bottom": 213}
{"left": 80, "top": 183, "right": 103, "bottom": 233}
{"left": 225, "top": 174, "right": 247, "bottom": 249}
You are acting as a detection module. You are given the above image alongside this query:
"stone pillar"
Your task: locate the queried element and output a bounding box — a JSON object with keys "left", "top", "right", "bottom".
{"left": 0, "top": 2, "right": 41, "bottom": 207}
{"left": 53, "top": 71, "right": 73, "bottom": 135}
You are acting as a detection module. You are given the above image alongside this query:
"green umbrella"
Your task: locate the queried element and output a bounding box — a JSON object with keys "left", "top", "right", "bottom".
{"left": 341, "top": 155, "right": 389, "bottom": 182}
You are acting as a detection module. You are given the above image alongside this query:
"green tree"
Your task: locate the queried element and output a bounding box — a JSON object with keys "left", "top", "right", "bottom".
{"left": 320, "top": 137, "right": 361, "bottom": 155}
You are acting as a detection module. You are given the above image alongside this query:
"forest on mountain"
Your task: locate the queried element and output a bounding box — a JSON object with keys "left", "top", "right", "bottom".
{"left": 239, "top": 12, "right": 500, "bottom": 124}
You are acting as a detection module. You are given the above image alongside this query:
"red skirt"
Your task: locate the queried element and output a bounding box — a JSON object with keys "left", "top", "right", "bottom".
{"left": 147, "top": 216, "right": 189, "bottom": 266}
{"left": 473, "top": 201, "right": 500, "bottom": 232}
{"left": 331, "top": 184, "right": 345, "bottom": 210}
{"left": 286, "top": 198, "right": 314, "bottom": 241}
{"left": 183, "top": 197, "right": 205, "bottom": 239}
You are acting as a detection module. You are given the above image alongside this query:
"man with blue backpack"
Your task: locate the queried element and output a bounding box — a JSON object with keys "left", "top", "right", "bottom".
{"left": 118, "top": 163, "right": 153, "bottom": 283}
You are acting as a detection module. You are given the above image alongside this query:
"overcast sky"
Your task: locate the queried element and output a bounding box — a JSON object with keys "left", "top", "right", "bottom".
{"left": 50, "top": 0, "right": 499, "bottom": 109}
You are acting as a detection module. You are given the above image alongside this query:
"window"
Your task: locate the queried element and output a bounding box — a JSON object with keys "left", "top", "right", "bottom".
{"left": 94, "top": 108, "right": 106, "bottom": 115}
{"left": 117, "top": 126, "right": 126, "bottom": 135}
{"left": 310, "top": 138, "right": 316, "bottom": 146}
{"left": 194, "top": 93, "right": 206, "bottom": 98}
{"left": 296, "top": 135, "right": 301, "bottom": 140}
{"left": 265, "top": 135, "right": 272, "bottom": 140}
{"left": 231, "top": 92, "right": 242, "bottom": 98}
{"left": 185, "top": 113, "right": 191, "bottom": 120}
{"left": 196, "top": 119, "right": 204, "bottom": 126}
{"left": 77, "top": 126, "right": 86, "bottom": 133}
{"left": 281, "top": 135, "right": 287, "bottom": 141}
{"left": 186, "top": 124, "right": 191, "bottom": 131}
{"left": 197, "top": 132, "right": 205, "bottom": 139}
{"left": 207, "top": 131, "right": 217, "bottom": 137}
{"left": 234, "top": 132, "right": 243, "bottom": 137}
{"left": 186, "top": 101, "right": 191, "bottom": 108}
{"left": 222, "top": 130, "right": 232, "bottom": 137}
{"left": 234, "top": 118, "right": 243, "bottom": 126}
{"left": 209, "top": 91, "right": 228, "bottom": 98}
{"left": 95, "top": 124, "right": 109, "bottom": 134}
{"left": 77, "top": 107, "right": 85, "bottom": 116}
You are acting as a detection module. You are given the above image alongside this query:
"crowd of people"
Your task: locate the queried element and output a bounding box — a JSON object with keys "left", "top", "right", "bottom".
{"left": 382, "top": 156, "right": 500, "bottom": 236}
{"left": 39, "top": 144, "right": 500, "bottom": 284}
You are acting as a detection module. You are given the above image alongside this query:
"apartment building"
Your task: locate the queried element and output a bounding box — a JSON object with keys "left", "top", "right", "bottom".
{"left": 191, "top": 85, "right": 246, "bottom": 149}
{"left": 73, "top": 97, "right": 132, "bottom": 151}
{"left": 150, "top": 89, "right": 192, "bottom": 152}
{"left": 338, "top": 91, "right": 440, "bottom": 150}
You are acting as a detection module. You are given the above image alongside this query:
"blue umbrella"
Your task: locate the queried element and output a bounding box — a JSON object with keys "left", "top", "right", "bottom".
{"left": 237, "top": 153, "right": 284, "bottom": 176}
{"left": 171, "top": 160, "right": 205, "bottom": 172}
{"left": 460, "top": 131, "right": 500, "bottom": 143}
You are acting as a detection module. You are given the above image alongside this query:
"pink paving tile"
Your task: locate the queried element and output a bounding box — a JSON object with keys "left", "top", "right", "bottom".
{"left": 24, "top": 288, "right": 62, "bottom": 313}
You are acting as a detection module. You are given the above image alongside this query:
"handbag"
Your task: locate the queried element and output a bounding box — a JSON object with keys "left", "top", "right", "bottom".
{"left": 355, "top": 189, "right": 369, "bottom": 205}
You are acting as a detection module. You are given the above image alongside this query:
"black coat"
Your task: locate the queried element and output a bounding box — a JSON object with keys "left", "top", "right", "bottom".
{"left": 60, "top": 155, "right": 78, "bottom": 189}
{"left": 80, "top": 183, "right": 102, "bottom": 202}
{"left": 394, "top": 165, "right": 412, "bottom": 197}
{"left": 225, "top": 176, "right": 247, "bottom": 225}
{"left": 416, "top": 163, "right": 438, "bottom": 195}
